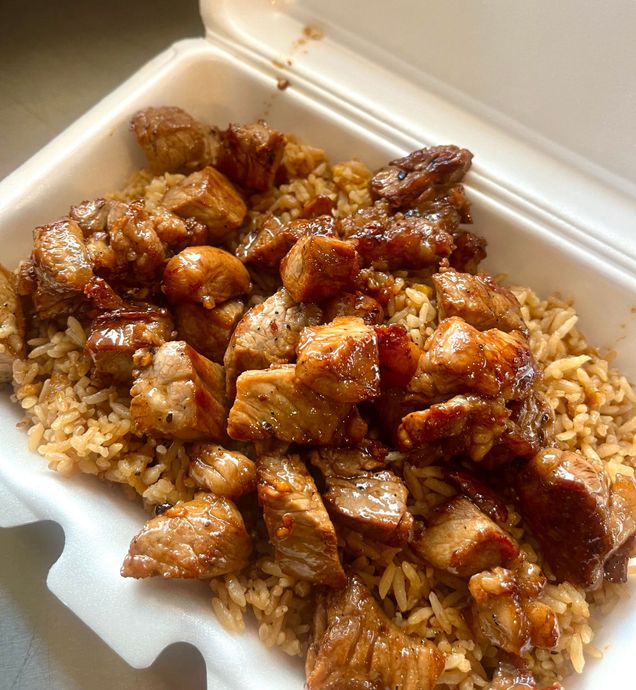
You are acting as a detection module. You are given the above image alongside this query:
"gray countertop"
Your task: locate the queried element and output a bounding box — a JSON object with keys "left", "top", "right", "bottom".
{"left": 1, "top": 2, "right": 209, "bottom": 688}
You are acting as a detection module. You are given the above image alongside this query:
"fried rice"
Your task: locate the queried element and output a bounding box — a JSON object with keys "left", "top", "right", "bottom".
{"left": 10, "top": 136, "right": 636, "bottom": 688}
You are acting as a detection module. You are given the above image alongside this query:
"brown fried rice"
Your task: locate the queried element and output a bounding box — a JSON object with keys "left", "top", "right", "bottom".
{"left": 10, "top": 136, "right": 636, "bottom": 688}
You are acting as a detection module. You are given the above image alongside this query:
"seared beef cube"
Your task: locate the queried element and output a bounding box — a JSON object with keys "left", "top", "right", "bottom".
{"left": 223, "top": 287, "right": 322, "bottom": 396}
{"left": 469, "top": 564, "right": 559, "bottom": 656}
{"left": 188, "top": 443, "right": 256, "bottom": 498}
{"left": 375, "top": 323, "right": 421, "bottom": 388}
{"left": 163, "top": 246, "right": 251, "bottom": 309}
{"left": 174, "top": 299, "right": 244, "bottom": 363}
{"left": 322, "top": 470, "right": 412, "bottom": 546}
{"left": 397, "top": 395, "right": 511, "bottom": 461}
{"left": 347, "top": 212, "right": 455, "bottom": 271}
{"left": 445, "top": 467, "right": 509, "bottom": 523}
{"left": 257, "top": 453, "right": 345, "bottom": 587}
{"left": 121, "top": 494, "right": 251, "bottom": 578}
{"left": 162, "top": 166, "right": 247, "bottom": 242}
{"left": 422, "top": 317, "right": 538, "bottom": 401}
{"left": 69, "top": 198, "right": 115, "bottom": 235}
{"left": 227, "top": 365, "right": 367, "bottom": 446}
{"left": 416, "top": 183, "right": 473, "bottom": 224}
{"left": 306, "top": 576, "right": 444, "bottom": 690}
{"left": 517, "top": 448, "right": 613, "bottom": 590}
{"left": 217, "top": 121, "right": 286, "bottom": 191}
{"left": 280, "top": 236, "right": 360, "bottom": 302}
{"left": 85, "top": 305, "right": 174, "bottom": 382}
{"left": 130, "top": 106, "right": 215, "bottom": 174}
{"left": 0, "top": 264, "right": 25, "bottom": 383}
{"left": 130, "top": 341, "right": 228, "bottom": 441}
{"left": 309, "top": 444, "right": 387, "bottom": 477}
{"left": 322, "top": 292, "right": 384, "bottom": 325}
{"left": 299, "top": 194, "right": 335, "bottom": 219}
{"left": 449, "top": 231, "right": 488, "bottom": 274}
{"left": 411, "top": 496, "right": 520, "bottom": 577}
{"left": 31, "top": 218, "right": 94, "bottom": 316}
{"left": 237, "top": 214, "right": 338, "bottom": 268}
{"left": 296, "top": 317, "right": 380, "bottom": 402}
{"left": 150, "top": 206, "right": 209, "bottom": 250}
{"left": 604, "top": 474, "right": 636, "bottom": 582}
{"left": 433, "top": 269, "right": 527, "bottom": 334}
{"left": 370, "top": 145, "right": 473, "bottom": 210}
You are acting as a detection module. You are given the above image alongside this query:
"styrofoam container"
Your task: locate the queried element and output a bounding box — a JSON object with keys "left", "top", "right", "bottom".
{"left": 1, "top": 1, "right": 635, "bottom": 688}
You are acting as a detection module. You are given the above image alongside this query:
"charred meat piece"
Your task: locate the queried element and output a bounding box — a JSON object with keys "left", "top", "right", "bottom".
{"left": 346, "top": 211, "right": 456, "bottom": 271}
{"left": 149, "top": 205, "right": 209, "bottom": 250}
{"left": 188, "top": 443, "right": 256, "bottom": 498}
{"left": 121, "top": 494, "right": 251, "bottom": 578}
{"left": 223, "top": 287, "right": 322, "bottom": 396}
{"left": 375, "top": 323, "right": 421, "bottom": 388}
{"left": 517, "top": 448, "right": 614, "bottom": 590}
{"left": 306, "top": 576, "right": 444, "bottom": 690}
{"left": 237, "top": 214, "right": 338, "bottom": 268}
{"left": 411, "top": 496, "right": 519, "bottom": 577}
{"left": 445, "top": 467, "right": 508, "bottom": 523}
{"left": 433, "top": 269, "right": 527, "bottom": 334}
{"left": 217, "top": 120, "right": 286, "bottom": 192}
{"left": 130, "top": 106, "right": 215, "bottom": 174}
{"left": 397, "top": 395, "right": 511, "bottom": 461}
{"left": 280, "top": 235, "right": 360, "bottom": 302}
{"left": 309, "top": 444, "right": 388, "bottom": 477}
{"left": 227, "top": 365, "right": 368, "bottom": 446}
{"left": 162, "top": 166, "right": 247, "bottom": 242}
{"left": 299, "top": 194, "right": 335, "bottom": 219}
{"left": 163, "top": 246, "right": 251, "bottom": 309}
{"left": 449, "top": 231, "right": 487, "bottom": 274}
{"left": 130, "top": 340, "right": 228, "bottom": 441}
{"left": 605, "top": 474, "right": 636, "bottom": 583}
{"left": 416, "top": 183, "right": 473, "bottom": 224}
{"left": 85, "top": 304, "right": 174, "bottom": 383}
{"left": 0, "top": 264, "right": 25, "bottom": 383}
{"left": 372, "top": 388, "right": 434, "bottom": 448}
{"left": 296, "top": 317, "right": 380, "bottom": 403}
{"left": 370, "top": 145, "right": 473, "bottom": 210}
{"left": 317, "top": 463, "right": 412, "bottom": 546}
{"left": 322, "top": 292, "right": 384, "bottom": 325}
{"left": 421, "top": 317, "right": 538, "bottom": 401}
{"left": 469, "top": 564, "right": 559, "bottom": 656}
{"left": 257, "top": 453, "right": 346, "bottom": 587}
{"left": 174, "top": 299, "right": 244, "bottom": 363}
{"left": 31, "top": 218, "right": 94, "bottom": 316}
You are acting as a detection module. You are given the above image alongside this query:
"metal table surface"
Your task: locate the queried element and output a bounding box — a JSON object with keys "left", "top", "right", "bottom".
{"left": 1, "top": 2, "right": 208, "bottom": 688}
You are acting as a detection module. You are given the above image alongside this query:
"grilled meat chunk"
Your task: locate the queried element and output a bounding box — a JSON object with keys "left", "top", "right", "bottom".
{"left": 69, "top": 198, "right": 119, "bottom": 235}
{"left": 346, "top": 211, "right": 456, "bottom": 271}
{"left": 322, "top": 292, "right": 384, "bottom": 325}
{"left": 121, "top": 494, "right": 251, "bottom": 579}
{"left": 163, "top": 246, "right": 251, "bottom": 309}
{"left": 486, "top": 659, "right": 537, "bottom": 690}
{"left": 306, "top": 576, "right": 444, "bottom": 690}
{"left": 316, "top": 462, "right": 412, "bottom": 546}
{"left": 411, "top": 496, "right": 519, "bottom": 577}
{"left": 469, "top": 563, "right": 559, "bottom": 656}
{"left": 296, "top": 317, "right": 380, "bottom": 402}
{"left": 421, "top": 317, "right": 538, "bottom": 401}
{"left": 257, "top": 453, "right": 346, "bottom": 587}
{"left": 237, "top": 214, "right": 338, "bottom": 268}
{"left": 397, "top": 395, "right": 511, "bottom": 461}
{"left": 416, "top": 183, "right": 473, "bottom": 223}
{"left": 433, "top": 269, "right": 527, "bottom": 334}
{"left": 300, "top": 194, "right": 335, "bottom": 219}
{"left": 223, "top": 287, "right": 322, "bottom": 396}
{"left": 188, "top": 443, "right": 256, "bottom": 498}
{"left": 85, "top": 304, "right": 174, "bottom": 382}
{"left": 161, "top": 166, "right": 247, "bottom": 242}
{"left": 517, "top": 448, "right": 611, "bottom": 590}
{"left": 217, "top": 121, "right": 286, "bottom": 192}
{"left": 445, "top": 467, "right": 508, "bottom": 523}
{"left": 31, "top": 218, "right": 94, "bottom": 316}
{"left": 605, "top": 474, "right": 636, "bottom": 583}
{"left": 131, "top": 106, "right": 216, "bottom": 174}
{"left": 370, "top": 145, "right": 473, "bottom": 210}
{"left": 0, "top": 264, "right": 25, "bottom": 383}
{"left": 517, "top": 449, "right": 636, "bottom": 590}
{"left": 309, "top": 444, "right": 387, "bottom": 477}
{"left": 449, "top": 231, "right": 487, "bottom": 274}
{"left": 227, "top": 365, "right": 368, "bottom": 446}
{"left": 174, "top": 299, "right": 244, "bottom": 363}
{"left": 130, "top": 341, "right": 228, "bottom": 441}
{"left": 280, "top": 236, "right": 360, "bottom": 302}
{"left": 375, "top": 323, "right": 421, "bottom": 388}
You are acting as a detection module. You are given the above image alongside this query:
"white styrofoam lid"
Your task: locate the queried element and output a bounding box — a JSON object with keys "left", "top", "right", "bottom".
{"left": 202, "top": 0, "right": 636, "bottom": 266}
